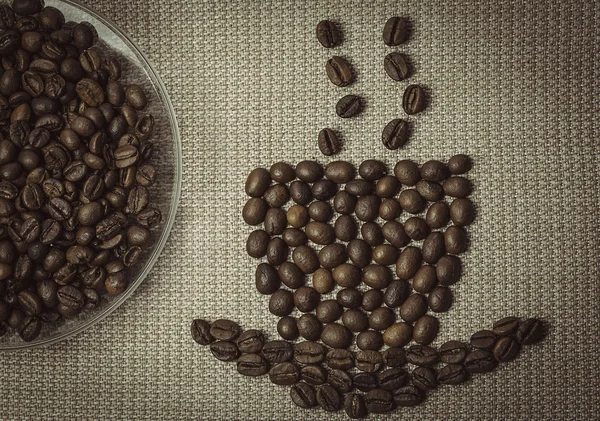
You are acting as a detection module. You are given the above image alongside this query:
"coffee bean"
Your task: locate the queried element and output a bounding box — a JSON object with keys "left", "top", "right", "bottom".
{"left": 398, "top": 189, "right": 425, "bottom": 214}
{"left": 191, "top": 319, "right": 214, "bottom": 346}
{"left": 420, "top": 160, "right": 449, "bottom": 183}
{"left": 312, "top": 268, "right": 334, "bottom": 294}
{"left": 290, "top": 382, "right": 317, "bottom": 409}
{"left": 422, "top": 232, "right": 446, "bottom": 264}
{"left": 326, "top": 348, "right": 354, "bottom": 370}
{"left": 294, "top": 286, "right": 320, "bottom": 313}
{"left": 305, "top": 221, "right": 335, "bottom": 245}
{"left": 383, "top": 322, "right": 412, "bottom": 347}
{"left": 516, "top": 318, "right": 545, "bottom": 345}
{"left": 57, "top": 285, "right": 84, "bottom": 309}
{"left": 17, "top": 290, "right": 42, "bottom": 315}
{"left": 325, "top": 161, "right": 355, "bottom": 183}
{"left": 262, "top": 340, "right": 293, "bottom": 363}
{"left": 382, "top": 280, "right": 409, "bottom": 309}
{"left": 341, "top": 308, "right": 368, "bottom": 332}
{"left": 438, "top": 363, "right": 468, "bottom": 385}
{"left": 379, "top": 367, "right": 409, "bottom": 390}
{"left": 396, "top": 246, "right": 422, "bottom": 280}
{"left": 312, "top": 179, "right": 338, "bottom": 201}
{"left": 371, "top": 244, "right": 398, "bottom": 266}
{"left": 354, "top": 372, "right": 378, "bottom": 392}
{"left": 383, "top": 16, "right": 408, "bottom": 46}
{"left": 439, "top": 340, "right": 468, "bottom": 364}
{"left": 345, "top": 179, "right": 374, "bottom": 196}
{"left": 245, "top": 167, "right": 271, "bottom": 197}
{"left": 292, "top": 245, "right": 319, "bottom": 274}
{"left": 465, "top": 349, "right": 496, "bottom": 374}
{"left": 362, "top": 289, "right": 383, "bottom": 312}
{"left": 18, "top": 315, "right": 41, "bottom": 342}
{"left": 316, "top": 20, "right": 341, "bottom": 48}
{"left": 406, "top": 345, "right": 439, "bottom": 367}
{"left": 416, "top": 180, "right": 443, "bottom": 203}
{"left": 325, "top": 56, "right": 353, "bottom": 87}
{"left": 436, "top": 255, "right": 461, "bottom": 286}
{"left": 308, "top": 200, "right": 333, "bottom": 222}
{"left": 362, "top": 264, "right": 392, "bottom": 290}
{"left": 333, "top": 215, "right": 357, "bottom": 242}
{"left": 344, "top": 393, "right": 367, "bottom": 419}
{"left": 295, "top": 160, "right": 323, "bottom": 183}
{"left": 448, "top": 154, "right": 472, "bottom": 174}
{"left": 278, "top": 262, "right": 304, "bottom": 289}
{"left": 264, "top": 208, "right": 287, "bottom": 235}
{"left": 317, "top": 128, "right": 341, "bottom": 156}
{"left": 381, "top": 221, "right": 409, "bottom": 249}
{"left": 384, "top": 52, "right": 410, "bottom": 81}
{"left": 210, "top": 340, "right": 239, "bottom": 362}
{"left": 395, "top": 385, "right": 425, "bottom": 407}
{"left": 356, "top": 330, "right": 383, "bottom": 351}
{"left": 403, "top": 217, "right": 430, "bottom": 241}
{"left": 493, "top": 336, "right": 521, "bottom": 362}
{"left": 246, "top": 229, "right": 269, "bottom": 258}
{"left": 332, "top": 262, "right": 360, "bottom": 287}
{"left": 443, "top": 176, "right": 472, "bottom": 198}
{"left": 412, "top": 367, "right": 438, "bottom": 391}
{"left": 277, "top": 316, "right": 299, "bottom": 340}
{"left": 369, "top": 307, "right": 395, "bottom": 331}
{"left": 336, "top": 287, "right": 362, "bottom": 308}
{"left": 400, "top": 293, "right": 428, "bottom": 323}
{"left": 301, "top": 365, "right": 328, "bottom": 385}
{"left": 282, "top": 228, "right": 307, "bottom": 247}
{"left": 470, "top": 330, "right": 497, "bottom": 349}
{"left": 346, "top": 239, "right": 371, "bottom": 268}
{"left": 237, "top": 353, "right": 269, "bottom": 376}
{"left": 492, "top": 316, "right": 520, "bottom": 336}
{"left": 450, "top": 198, "right": 475, "bottom": 226}
{"left": 413, "top": 315, "right": 439, "bottom": 345}
{"left": 294, "top": 341, "right": 325, "bottom": 364}
{"left": 255, "top": 263, "right": 280, "bottom": 295}
{"left": 236, "top": 329, "right": 265, "bottom": 353}
{"left": 361, "top": 222, "right": 383, "bottom": 246}
{"left": 356, "top": 160, "right": 386, "bottom": 182}
{"left": 366, "top": 389, "right": 395, "bottom": 414}
{"left": 264, "top": 183, "right": 289, "bottom": 207}
{"left": 403, "top": 84, "right": 426, "bottom": 115}
{"left": 336, "top": 94, "right": 362, "bottom": 118}
{"left": 267, "top": 162, "right": 294, "bottom": 184}
{"left": 210, "top": 319, "right": 241, "bottom": 341}
{"left": 316, "top": 384, "right": 341, "bottom": 412}
{"left": 325, "top": 369, "right": 351, "bottom": 394}
{"left": 269, "top": 289, "right": 294, "bottom": 316}
{"left": 333, "top": 191, "right": 357, "bottom": 215}
{"left": 269, "top": 361, "right": 300, "bottom": 385}
{"left": 356, "top": 350, "right": 383, "bottom": 372}
{"left": 297, "top": 314, "right": 322, "bottom": 341}
{"left": 378, "top": 198, "right": 402, "bottom": 220}
{"left": 444, "top": 225, "right": 467, "bottom": 254}
{"left": 321, "top": 322, "right": 352, "bottom": 348}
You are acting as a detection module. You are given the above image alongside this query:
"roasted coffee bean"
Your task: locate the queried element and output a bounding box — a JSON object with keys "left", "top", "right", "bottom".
{"left": 448, "top": 154, "right": 472, "bottom": 174}
{"left": 362, "top": 289, "right": 383, "bottom": 312}
{"left": 398, "top": 189, "right": 425, "bottom": 214}
{"left": 465, "top": 349, "right": 496, "bottom": 374}
{"left": 383, "top": 347, "right": 406, "bottom": 367}
{"left": 294, "top": 341, "right": 325, "bottom": 364}
{"left": 436, "top": 255, "right": 461, "bottom": 286}
{"left": 356, "top": 330, "right": 383, "bottom": 351}
{"left": 383, "top": 322, "right": 412, "bottom": 347}
{"left": 262, "top": 340, "right": 294, "bottom": 363}
{"left": 438, "top": 364, "right": 468, "bottom": 385}
{"left": 393, "top": 385, "right": 424, "bottom": 407}
{"left": 412, "top": 367, "right": 438, "bottom": 391}
{"left": 443, "top": 176, "right": 472, "bottom": 198}
{"left": 305, "top": 221, "right": 335, "bottom": 245}
{"left": 450, "top": 197, "right": 475, "bottom": 226}
{"left": 384, "top": 52, "right": 410, "bottom": 81}
{"left": 321, "top": 323, "right": 353, "bottom": 348}
{"left": 191, "top": 319, "right": 214, "bottom": 346}
{"left": 361, "top": 222, "right": 383, "bottom": 246}
{"left": 406, "top": 345, "right": 439, "bottom": 367}
{"left": 420, "top": 160, "right": 449, "bottom": 183}
{"left": 439, "top": 340, "right": 468, "bottom": 364}
{"left": 312, "top": 268, "right": 334, "bottom": 294}
{"left": 516, "top": 318, "right": 545, "bottom": 345}
{"left": 400, "top": 293, "right": 428, "bottom": 323}
{"left": 210, "top": 340, "right": 239, "bottom": 362}
{"left": 336, "top": 94, "right": 362, "bottom": 118}
{"left": 344, "top": 393, "right": 367, "bottom": 419}
{"left": 426, "top": 202, "right": 450, "bottom": 229}
{"left": 316, "top": 20, "right": 341, "bottom": 48}
{"left": 286, "top": 205, "right": 308, "bottom": 229}
{"left": 269, "top": 289, "right": 294, "bottom": 316}
{"left": 470, "top": 330, "right": 497, "bottom": 349}
{"left": 255, "top": 263, "right": 280, "bottom": 295}
{"left": 18, "top": 315, "right": 41, "bottom": 342}
{"left": 316, "top": 300, "right": 343, "bottom": 324}
{"left": 20, "top": 217, "right": 40, "bottom": 243}
{"left": 375, "top": 177, "right": 400, "bottom": 199}
{"left": 17, "top": 289, "right": 43, "bottom": 315}
{"left": 326, "top": 56, "right": 353, "bottom": 87}
{"left": 237, "top": 353, "right": 269, "bottom": 376}
{"left": 265, "top": 208, "right": 287, "bottom": 235}
{"left": 290, "top": 382, "right": 317, "bottom": 409}
{"left": 269, "top": 362, "right": 300, "bottom": 385}
{"left": 301, "top": 365, "right": 328, "bottom": 385}
{"left": 341, "top": 308, "right": 368, "bottom": 332}
{"left": 378, "top": 198, "right": 401, "bottom": 220}
{"left": 403, "top": 84, "right": 426, "bottom": 115}
{"left": 336, "top": 287, "right": 362, "bottom": 308}
{"left": 383, "top": 16, "right": 408, "bottom": 46}
{"left": 393, "top": 159, "right": 420, "bottom": 185}
{"left": 396, "top": 246, "right": 422, "bottom": 280}
{"left": 422, "top": 232, "right": 446, "bottom": 264}
{"left": 353, "top": 372, "right": 378, "bottom": 392}
{"left": 318, "top": 128, "right": 341, "bottom": 156}
{"left": 413, "top": 315, "right": 439, "bottom": 345}
{"left": 125, "top": 84, "right": 147, "bottom": 110}
{"left": 356, "top": 349, "right": 383, "bottom": 372}
{"left": 493, "top": 316, "right": 520, "bottom": 336}
{"left": 297, "top": 314, "right": 322, "bottom": 341}
{"left": 308, "top": 200, "right": 332, "bottom": 222}
{"left": 57, "top": 285, "right": 84, "bottom": 309}
{"left": 493, "top": 336, "right": 521, "bottom": 362}
{"left": 264, "top": 183, "right": 289, "bottom": 208}
{"left": 246, "top": 229, "right": 269, "bottom": 258}
{"left": 268, "top": 161, "right": 295, "bottom": 183}
{"left": 37, "top": 278, "right": 58, "bottom": 307}
{"left": 416, "top": 180, "right": 444, "bottom": 202}
{"left": 236, "top": 329, "right": 265, "bottom": 353}
{"left": 379, "top": 367, "right": 409, "bottom": 390}
{"left": 362, "top": 264, "right": 392, "bottom": 290}
{"left": 312, "top": 180, "right": 338, "bottom": 201}
{"left": 245, "top": 167, "right": 270, "bottom": 197}
{"left": 209, "top": 319, "right": 241, "bottom": 341}
{"left": 444, "top": 225, "right": 467, "bottom": 254}
{"left": 333, "top": 214, "right": 357, "bottom": 242}
{"left": 277, "top": 316, "right": 299, "bottom": 340}
{"left": 242, "top": 198, "right": 267, "bottom": 226}
{"left": 326, "top": 348, "right": 354, "bottom": 370}
{"left": 282, "top": 227, "right": 307, "bottom": 247}
{"left": 332, "top": 263, "right": 360, "bottom": 287}
{"left": 325, "top": 161, "right": 355, "bottom": 183}
{"left": 293, "top": 245, "right": 319, "bottom": 274}
{"left": 294, "top": 286, "right": 320, "bottom": 313}
{"left": 346, "top": 239, "right": 371, "bottom": 268}
{"left": 366, "top": 389, "right": 395, "bottom": 414}
{"left": 333, "top": 191, "right": 357, "bottom": 215}
{"left": 295, "top": 160, "right": 323, "bottom": 183}
{"left": 381, "top": 221, "right": 409, "bottom": 249}
{"left": 345, "top": 179, "right": 374, "bottom": 197}
{"left": 404, "top": 217, "right": 430, "bottom": 241}
{"left": 76, "top": 78, "right": 104, "bottom": 106}
{"left": 278, "top": 262, "right": 304, "bottom": 289}
{"left": 427, "top": 286, "right": 453, "bottom": 313}
{"left": 369, "top": 307, "right": 395, "bottom": 330}
{"left": 355, "top": 195, "right": 381, "bottom": 221}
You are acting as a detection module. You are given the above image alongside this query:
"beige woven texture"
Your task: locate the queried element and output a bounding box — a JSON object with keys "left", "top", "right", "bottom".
{"left": 1, "top": 0, "right": 599, "bottom": 419}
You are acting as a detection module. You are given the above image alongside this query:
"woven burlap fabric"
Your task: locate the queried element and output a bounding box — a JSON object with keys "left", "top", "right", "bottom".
{"left": 0, "top": 0, "right": 598, "bottom": 419}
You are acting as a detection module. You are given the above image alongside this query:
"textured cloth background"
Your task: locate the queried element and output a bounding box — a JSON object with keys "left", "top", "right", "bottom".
{"left": 1, "top": 0, "right": 599, "bottom": 419}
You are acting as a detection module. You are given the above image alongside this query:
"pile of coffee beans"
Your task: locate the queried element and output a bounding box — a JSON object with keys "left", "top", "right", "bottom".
{"left": 316, "top": 17, "right": 428, "bottom": 155}
{"left": 192, "top": 316, "right": 545, "bottom": 418}
{"left": 0, "top": 0, "right": 162, "bottom": 342}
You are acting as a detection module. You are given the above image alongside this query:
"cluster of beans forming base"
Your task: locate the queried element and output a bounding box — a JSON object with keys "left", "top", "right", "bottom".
{"left": 316, "top": 17, "right": 427, "bottom": 156}
{"left": 192, "top": 317, "right": 544, "bottom": 418}
{"left": 192, "top": 157, "right": 546, "bottom": 417}
{"left": 0, "top": 0, "right": 161, "bottom": 342}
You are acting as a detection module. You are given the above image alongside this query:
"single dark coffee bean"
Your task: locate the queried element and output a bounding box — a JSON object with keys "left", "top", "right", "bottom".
{"left": 237, "top": 353, "right": 269, "bottom": 376}
{"left": 406, "top": 345, "right": 439, "bottom": 367}
{"left": 450, "top": 197, "right": 475, "bottom": 226}
{"left": 305, "top": 221, "right": 335, "bottom": 245}
{"left": 336, "top": 94, "right": 362, "bottom": 118}
{"left": 416, "top": 180, "right": 444, "bottom": 203}
{"left": 404, "top": 217, "right": 430, "bottom": 241}
{"left": 365, "top": 389, "right": 395, "bottom": 414}
{"left": 346, "top": 239, "right": 371, "bottom": 268}
{"left": 398, "top": 189, "right": 425, "bottom": 214}
{"left": 420, "top": 160, "right": 449, "bottom": 183}
{"left": 312, "top": 268, "right": 334, "bottom": 294}
{"left": 422, "top": 232, "right": 446, "bottom": 264}
{"left": 448, "top": 154, "right": 472, "bottom": 174}
{"left": 332, "top": 263, "right": 360, "bottom": 288}
{"left": 369, "top": 307, "right": 395, "bottom": 331}
{"left": 379, "top": 367, "right": 409, "bottom": 391}
{"left": 361, "top": 289, "right": 383, "bottom": 312}
{"left": 465, "top": 349, "right": 496, "bottom": 374}
{"left": 349, "top": 350, "right": 382, "bottom": 375}
{"left": 317, "top": 128, "right": 341, "bottom": 156}
{"left": 308, "top": 200, "right": 333, "bottom": 222}
{"left": 278, "top": 262, "right": 304, "bottom": 289}
{"left": 262, "top": 340, "right": 293, "bottom": 363}
{"left": 403, "top": 84, "right": 426, "bottom": 115}
{"left": 312, "top": 180, "right": 338, "bottom": 201}
{"left": 268, "top": 161, "right": 294, "bottom": 183}
{"left": 301, "top": 365, "right": 328, "bottom": 385}
{"left": 381, "top": 221, "right": 409, "bottom": 250}
{"left": 269, "top": 289, "right": 294, "bottom": 317}
{"left": 316, "top": 384, "right": 341, "bottom": 412}
{"left": 412, "top": 266, "right": 437, "bottom": 295}
{"left": 344, "top": 393, "right": 367, "bottom": 419}
{"left": 321, "top": 323, "right": 353, "bottom": 349}
{"left": 316, "top": 20, "right": 341, "bottom": 48}
{"left": 325, "top": 161, "right": 355, "bottom": 183}
{"left": 394, "top": 160, "right": 420, "bottom": 186}
{"left": 236, "top": 330, "right": 265, "bottom": 353}
{"left": 336, "top": 287, "right": 362, "bottom": 308}
{"left": 293, "top": 245, "right": 320, "bottom": 274}
{"left": 341, "top": 308, "right": 369, "bottom": 332}
{"left": 255, "top": 263, "right": 280, "bottom": 295}
{"left": 326, "top": 348, "right": 354, "bottom": 370}
{"left": 277, "top": 316, "right": 299, "bottom": 340}
{"left": 269, "top": 361, "right": 300, "bottom": 385}
{"left": 294, "top": 286, "right": 320, "bottom": 313}
{"left": 290, "top": 382, "right": 317, "bottom": 409}
{"left": 443, "top": 176, "right": 472, "bottom": 198}
{"left": 191, "top": 319, "right": 214, "bottom": 346}
{"left": 355, "top": 194, "right": 380, "bottom": 222}
{"left": 57, "top": 285, "right": 84, "bottom": 309}
{"left": 245, "top": 167, "right": 270, "bottom": 197}
{"left": 444, "top": 225, "right": 467, "bottom": 254}
{"left": 333, "top": 191, "right": 357, "bottom": 216}
{"left": 362, "top": 264, "right": 392, "bottom": 290}
{"left": 266, "top": 237, "right": 287, "bottom": 266}
{"left": 439, "top": 340, "right": 468, "bottom": 364}
{"left": 400, "top": 293, "right": 428, "bottom": 323}
{"left": 384, "top": 52, "right": 410, "bottom": 81}
{"left": 413, "top": 315, "right": 439, "bottom": 345}
{"left": 383, "top": 16, "right": 408, "bottom": 46}
{"left": 316, "top": 300, "right": 343, "bottom": 324}
{"left": 246, "top": 229, "right": 269, "bottom": 258}
{"left": 286, "top": 204, "right": 309, "bottom": 228}
{"left": 334, "top": 215, "right": 357, "bottom": 242}
{"left": 210, "top": 319, "right": 241, "bottom": 341}
{"left": 297, "top": 314, "right": 322, "bottom": 341}
{"left": 436, "top": 255, "right": 461, "bottom": 286}
{"left": 382, "top": 347, "right": 406, "bottom": 368}
{"left": 493, "top": 336, "right": 521, "bottom": 362}
{"left": 360, "top": 222, "right": 383, "bottom": 247}
{"left": 294, "top": 341, "right": 326, "bottom": 364}
{"left": 516, "top": 318, "right": 545, "bottom": 345}
{"left": 356, "top": 330, "right": 383, "bottom": 351}
{"left": 470, "top": 330, "right": 497, "bottom": 350}
{"left": 325, "top": 56, "right": 353, "bottom": 87}
{"left": 412, "top": 367, "right": 438, "bottom": 391}
{"left": 378, "top": 198, "right": 402, "bottom": 221}
{"left": 394, "top": 385, "right": 425, "bottom": 407}
{"left": 383, "top": 322, "right": 412, "bottom": 348}
{"left": 282, "top": 228, "right": 307, "bottom": 247}
{"left": 295, "top": 160, "right": 323, "bottom": 183}
{"left": 18, "top": 315, "right": 41, "bottom": 342}
{"left": 493, "top": 316, "right": 520, "bottom": 337}
{"left": 18, "top": 290, "right": 43, "bottom": 316}
{"left": 376, "top": 176, "right": 400, "bottom": 198}
{"left": 209, "top": 340, "right": 239, "bottom": 362}
{"left": 353, "top": 372, "right": 378, "bottom": 392}
{"left": 264, "top": 183, "right": 289, "bottom": 208}
{"left": 438, "top": 364, "right": 468, "bottom": 385}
